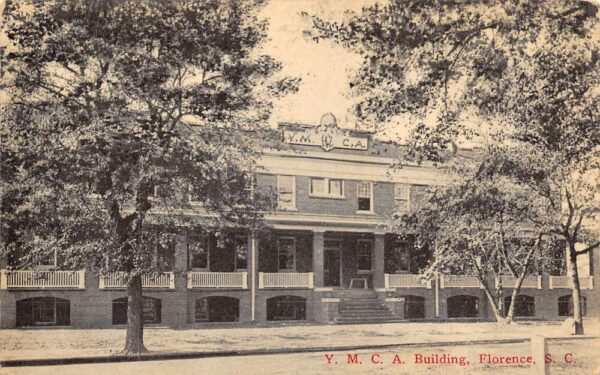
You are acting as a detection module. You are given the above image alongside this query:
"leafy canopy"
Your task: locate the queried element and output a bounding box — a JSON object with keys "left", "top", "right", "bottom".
{"left": 1, "top": 0, "right": 296, "bottom": 276}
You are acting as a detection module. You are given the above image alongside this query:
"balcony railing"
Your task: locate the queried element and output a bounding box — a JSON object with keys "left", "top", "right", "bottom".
{"left": 440, "top": 275, "right": 482, "bottom": 288}
{"left": 99, "top": 272, "right": 175, "bottom": 289}
{"left": 258, "top": 272, "right": 314, "bottom": 289}
{"left": 495, "top": 275, "right": 542, "bottom": 289}
{"left": 549, "top": 276, "right": 594, "bottom": 290}
{"left": 0, "top": 270, "right": 85, "bottom": 289}
{"left": 385, "top": 274, "right": 431, "bottom": 289}
{"left": 187, "top": 272, "right": 248, "bottom": 289}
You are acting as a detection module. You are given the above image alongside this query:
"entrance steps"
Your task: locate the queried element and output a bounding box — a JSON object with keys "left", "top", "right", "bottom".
{"left": 335, "top": 290, "right": 401, "bottom": 324}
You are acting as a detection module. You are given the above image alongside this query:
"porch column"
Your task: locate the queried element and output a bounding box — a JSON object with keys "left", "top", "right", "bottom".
{"left": 373, "top": 233, "right": 385, "bottom": 289}
{"left": 313, "top": 231, "right": 325, "bottom": 288}
{"left": 249, "top": 231, "right": 257, "bottom": 322}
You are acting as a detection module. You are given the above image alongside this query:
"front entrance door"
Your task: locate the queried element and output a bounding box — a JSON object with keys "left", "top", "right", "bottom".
{"left": 324, "top": 240, "right": 341, "bottom": 287}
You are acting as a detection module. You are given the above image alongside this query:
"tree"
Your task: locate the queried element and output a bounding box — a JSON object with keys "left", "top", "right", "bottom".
{"left": 1, "top": 0, "right": 296, "bottom": 354}
{"left": 310, "top": 0, "right": 599, "bottom": 334}
{"left": 396, "top": 145, "right": 554, "bottom": 323}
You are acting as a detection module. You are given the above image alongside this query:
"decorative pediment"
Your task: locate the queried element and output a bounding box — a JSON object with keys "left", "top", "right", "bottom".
{"left": 282, "top": 124, "right": 369, "bottom": 152}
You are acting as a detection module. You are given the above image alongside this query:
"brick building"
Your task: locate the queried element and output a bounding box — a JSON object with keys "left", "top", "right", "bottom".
{"left": 1, "top": 114, "right": 598, "bottom": 328}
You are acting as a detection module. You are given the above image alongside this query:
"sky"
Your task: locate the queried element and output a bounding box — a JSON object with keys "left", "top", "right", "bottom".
{"left": 258, "top": 0, "right": 380, "bottom": 129}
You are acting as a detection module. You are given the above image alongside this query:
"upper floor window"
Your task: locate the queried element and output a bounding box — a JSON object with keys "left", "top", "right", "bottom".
{"left": 277, "top": 175, "right": 296, "bottom": 210}
{"left": 278, "top": 237, "right": 296, "bottom": 271}
{"left": 357, "top": 181, "right": 373, "bottom": 212}
{"left": 357, "top": 240, "right": 373, "bottom": 272}
{"left": 188, "top": 183, "right": 203, "bottom": 205}
{"left": 244, "top": 174, "right": 256, "bottom": 197}
{"left": 234, "top": 235, "right": 248, "bottom": 271}
{"left": 394, "top": 183, "right": 411, "bottom": 211}
{"left": 309, "top": 177, "right": 344, "bottom": 198}
{"left": 188, "top": 235, "right": 209, "bottom": 270}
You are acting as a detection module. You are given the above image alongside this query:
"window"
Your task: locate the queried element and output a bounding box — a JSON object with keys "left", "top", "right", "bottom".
{"left": 112, "top": 297, "right": 161, "bottom": 325}
{"left": 234, "top": 235, "right": 248, "bottom": 270}
{"left": 357, "top": 240, "right": 372, "bottom": 272}
{"left": 558, "top": 295, "right": 587, "bottom": 316}
{"left": 504, "top": 295, "right": 535, "bottom": 317}
{"left": 16, "top": 297, "right": 70, "bottom": 327}
{"left": 32, "top": 236, "right": 58, "bottom": 270}
{"left": 266, "top": 296, "right": 306, "bottom": 321}
{"left": 195, "top": 297, "right": 239, "bottom": 323}
{"left": 394, "top": 183, "right": 411, "bottom": 210}
{"left": 278, "top": 237, "right": 296, "bottom": 271}
{"left": 309, "top": 177, "right": 344, "bottom": 198}
{"left": 357, "top": 181, "right": 373, "bottom": 212}
{"left": 188, "top": 235, "right": 209, "bottom": 270}
{"left": 244, "top": 174, "right": 256, "bottom": 196}
{"left": 35, "top": 249, "right": 58, "bottom": 270}
{"left": 277, "top": 175, "right": 296, "bottom": 210}
{"left": 188, "top": 183, "right": 203, "bottom": 204}
{"left": 156, "top": 235, "right": 176, "bottom": 269}
{"left": 447, "top": 295, "right": 479, "bottom": 318}
{"left": 402, "top": 295, "right": 426, "bottom": 319}
{"left": 393, "top": 242, "right": 411, "bottom": 273}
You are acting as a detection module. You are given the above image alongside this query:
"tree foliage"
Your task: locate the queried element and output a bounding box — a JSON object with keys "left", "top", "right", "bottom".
{"left": 312, "top": 0, "right": 599, "bottom": 332}
{"left": 396, "top": 145, "right": 556, "bottom": 323}
{"left": 1, "top": 0, "right": 296, "bottom": 353}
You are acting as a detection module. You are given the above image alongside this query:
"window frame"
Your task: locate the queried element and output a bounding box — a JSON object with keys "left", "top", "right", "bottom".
{"left": 234, "top": 235, "right": 249, "bottom": 271}
{"left": 188, "top": 234, "right": 210, "bottom": 271}
{"left": 393, "top": 241, "right": 411, "bottom": 273}
{"left": 356, "top": 181, "right": 374, "bottom": 213}
{"left": 188, "top": 183, "right": 204, "bottom": 206}
{"left": 308, "top": 177, "right": 345, "bottom": 199}
{"left": 277, "top": 237, "right": 297, "bottom": 272}
{"left": 356, "top": 239, "right": 373, "bottom": 273}
{"left": 394, "top": 183, "right": 411, "bottom": 211}
{"left": 276, "top": 175, "right": 297, "bottom": 211}
{"left": 34, "top": 249, "right": 58, "bottom": 271}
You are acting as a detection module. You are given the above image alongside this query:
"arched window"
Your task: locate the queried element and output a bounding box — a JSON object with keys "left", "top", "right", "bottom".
{"left": 112, "top": 296, "right": 161, "bottom": 325}
{"left": 447, "top": 295, "right": 479, "bottom": 318}
{"left": 16, "top": 297, "right": 70, "bottom": 327}
{"left": 267, "top": 295, "right": 306, "bottom": 321}
{"left": 401, "top": 295, "right": 425, "bottom": 319}
{"left": 195, "top": 296, "right": 239, "bottom": 323}
{"left": 504, "top": 295, "right": 535, "bottom": 317}
{"left": 558, "top": 295, "right": 587, "bottom": 317}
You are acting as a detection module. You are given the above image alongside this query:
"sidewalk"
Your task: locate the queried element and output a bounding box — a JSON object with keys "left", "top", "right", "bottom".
{"left": 3, "top": 321, "right": 598, "bottom": 363}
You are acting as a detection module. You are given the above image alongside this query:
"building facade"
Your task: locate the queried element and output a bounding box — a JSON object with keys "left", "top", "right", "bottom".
{"left": 1, "top": 115, "right": 598, "bottom": 328}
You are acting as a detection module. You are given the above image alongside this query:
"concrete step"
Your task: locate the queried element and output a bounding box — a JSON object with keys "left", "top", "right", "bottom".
{"left": 337, "top": 295, "right": 395, "bottom": 324}
{"left": 339, "top": 307, "right": 391, "bottom": 313}
{"left": 339, "top": 313, "right": 393, "bottom": 319}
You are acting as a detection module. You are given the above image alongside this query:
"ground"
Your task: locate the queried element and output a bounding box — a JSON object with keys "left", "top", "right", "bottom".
{"left": 1, "top": 321, "right": 600, "bottom": 374}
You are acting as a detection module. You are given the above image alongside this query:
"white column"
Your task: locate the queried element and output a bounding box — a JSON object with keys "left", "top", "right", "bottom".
{"left": 250, "top": 231, "right": 257, "bottom": 322}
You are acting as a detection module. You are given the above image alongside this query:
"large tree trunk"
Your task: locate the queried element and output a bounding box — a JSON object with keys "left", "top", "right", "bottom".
{"left": 505, "top": 281, "right": 523, "bottom": 323}
{"left": 121, "top": 274, "right": 147, "bottom": 354}
{"left": 477, "top": 275, "right": 508, "bottom": 324}
{"left": 567, "top": 242, "right": 584, "bottom": 335}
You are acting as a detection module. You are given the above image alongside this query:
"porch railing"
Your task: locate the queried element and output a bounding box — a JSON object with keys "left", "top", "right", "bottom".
{"left": 440, "top": 275, "right": 482, "bottom": 288}
{"left": 258, "top": 272, "right": 314, "bottom": 289}
{"left": 0, "top": 270, "right": 85, "bottom": 289}
{"left": 385, "top": 274, "right": 431, "bottom": 289}
{"left": 187, "top": 272, "right": 248, "bottom": 289}
{"left": 99, "top": 272, "right": 175, "bottom": 289}
{"left": 495, "top": 275, "right": 542, "bottom": 289}
{"left": 549, "top": 276, "right": 594, "bottom": 290}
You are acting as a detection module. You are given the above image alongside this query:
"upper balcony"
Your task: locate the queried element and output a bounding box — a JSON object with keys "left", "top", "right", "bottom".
{"left": 0, "top": 270, "right": 86, "bottom": 289}
{"left": 99, "top": 272, "right": 175, "bottom": 289}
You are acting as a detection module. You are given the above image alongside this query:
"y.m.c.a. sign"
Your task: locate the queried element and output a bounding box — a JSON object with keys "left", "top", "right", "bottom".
{"left": 282, "top": 125, "right": 368, "bottom": 152}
